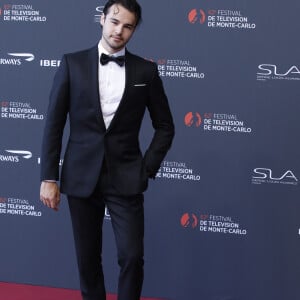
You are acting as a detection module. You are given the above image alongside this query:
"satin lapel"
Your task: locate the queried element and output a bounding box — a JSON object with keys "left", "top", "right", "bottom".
{"left": 106, "top": 51, "right": 135, "bottom": 132}
{"left": 88, "top": 45, "right": 106, "bottom": 130}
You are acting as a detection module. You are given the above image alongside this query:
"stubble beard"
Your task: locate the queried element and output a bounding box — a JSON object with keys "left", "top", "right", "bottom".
{"left": 103, "top": 35, "right": 125, "bottom": 53}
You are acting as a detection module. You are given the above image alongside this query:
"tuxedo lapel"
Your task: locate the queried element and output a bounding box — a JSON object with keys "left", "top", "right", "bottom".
{"left": 106, "top": 50, "right": 135, "bottom": 132}
{"left": 87, "top": 45, "right": 106, "bottom": 130}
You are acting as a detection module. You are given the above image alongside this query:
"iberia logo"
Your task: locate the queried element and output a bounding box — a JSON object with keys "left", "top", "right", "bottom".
{"left": 188, "top": 9, "right": 206, "bottom": 24}
{"left": 184, "top": 112, "right": 202, "bottom": 127}
{"left": 181, "top": 213, "right": 198, "bottom": 229}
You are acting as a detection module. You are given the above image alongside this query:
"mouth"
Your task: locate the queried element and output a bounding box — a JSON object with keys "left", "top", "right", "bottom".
{"left": 112, "top": 36, "right": 122, "bottom": 42}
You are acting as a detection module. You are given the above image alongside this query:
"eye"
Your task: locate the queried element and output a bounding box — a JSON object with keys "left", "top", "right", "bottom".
{"left": 124, "top": 25, "right": 134, "bottom": 30}
{"left": 109, "top": 18, "right": 119, "bottom": 25}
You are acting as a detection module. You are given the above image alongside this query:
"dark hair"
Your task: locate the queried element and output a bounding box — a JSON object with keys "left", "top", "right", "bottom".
{"left": 103, "top": 0, "right": 142, "bottom": 27}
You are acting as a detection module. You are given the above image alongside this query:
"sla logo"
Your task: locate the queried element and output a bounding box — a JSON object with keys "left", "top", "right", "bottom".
{"left": 257, "top": 64, "right": 300, "bottom": 81}
{"left": 252, "top": 168, "right": 298, "bottom": 185}
{"left": 188, "top": 9, "right": 206, "bottom": 24}
{"left": 181, "top": 213, "right": 198, "bottom": 229}
{"left": 184, "top": 112, "right": 202, "bottom": 127}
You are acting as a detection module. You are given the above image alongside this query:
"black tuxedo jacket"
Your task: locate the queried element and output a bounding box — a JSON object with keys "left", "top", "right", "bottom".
{"left": 41, "top": 45, "right": 174, "bottom": 197}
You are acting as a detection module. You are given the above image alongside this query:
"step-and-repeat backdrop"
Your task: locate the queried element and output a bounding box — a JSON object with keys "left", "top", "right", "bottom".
{"left": 0, "top": 1, "right": 299, "bottom": 299}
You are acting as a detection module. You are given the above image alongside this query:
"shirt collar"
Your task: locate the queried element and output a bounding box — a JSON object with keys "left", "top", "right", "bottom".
{"left": 98, "top": 40, "right": 125, "bottom": 57}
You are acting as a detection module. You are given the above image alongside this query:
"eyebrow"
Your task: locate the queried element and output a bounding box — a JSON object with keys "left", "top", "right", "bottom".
{"left": 109, "top": 17, "right": 135, "bottom": 28}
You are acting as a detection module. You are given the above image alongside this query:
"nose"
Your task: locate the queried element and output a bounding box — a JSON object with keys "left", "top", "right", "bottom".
{"left": 115, "top": 25, "right": 123, "bottom": 35}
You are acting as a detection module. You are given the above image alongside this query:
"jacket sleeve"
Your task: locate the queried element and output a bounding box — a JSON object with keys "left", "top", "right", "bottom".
{"left": 40, "top": 55, "right": 70, "bottom": 181}
{"left": 143, "top": 64, "right": 175, "bottom": 177}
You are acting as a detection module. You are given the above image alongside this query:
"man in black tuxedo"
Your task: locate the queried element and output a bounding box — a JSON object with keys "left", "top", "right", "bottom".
{"left": 39, "top": 0, "right": 174, "bottom": 299}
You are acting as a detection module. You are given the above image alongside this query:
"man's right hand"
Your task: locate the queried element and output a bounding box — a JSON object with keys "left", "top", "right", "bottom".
{"left": 40, "top": 181, "right": 61, "bottom": 211}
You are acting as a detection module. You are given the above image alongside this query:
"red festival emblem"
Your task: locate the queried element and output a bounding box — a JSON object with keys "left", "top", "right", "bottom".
{"left": 184, "top": 112, "right": 202, "bottom": 127}
{"left": 188, "top": 9, "right": 206, "bottom": 24}
{"left": 181, "top": 213, "right": 198, "bottom": 229}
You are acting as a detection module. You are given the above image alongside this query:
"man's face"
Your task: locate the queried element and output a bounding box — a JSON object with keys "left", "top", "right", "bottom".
{"left": 100, "top": 4, "right": 136, "bottom": 54}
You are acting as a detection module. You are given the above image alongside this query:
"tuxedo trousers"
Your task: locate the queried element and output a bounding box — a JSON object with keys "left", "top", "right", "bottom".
{"left": 67, "top": 167, "right": 144, "bottom": 300}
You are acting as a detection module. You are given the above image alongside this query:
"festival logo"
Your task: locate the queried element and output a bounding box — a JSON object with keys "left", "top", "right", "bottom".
{"left": 184, "top": 112, "right": 252, "bottom": 134}
{"left": 156, "top": 160, "right": 201, "bottom": 182}
{"left": 1, "top": 100, "right": 44, "bottom": 120}
{"left": 0, "top": 196, "right": 42, "bottom": 217}
{"left": 156, "top": 58, "right": 205, "bottom": 79}
{"left": 181, "top": 212, "right": 247, "bottom": 236}
{"left": 257, "top": 64, "right": 300, "bottom": 81}
{"left": 252, "top": 168, "right": 298, "bottom": 186}
{"left": 188, "top": 8, "right": 256, "bottom": 30}
{"left": 181, "top": 213, "right": 198, "bottom": 229}
{"left": 143, "top": 57, "right": 205, "bottom": 80}
{"left": 0, "top": 4, "right": 47, "bottom": 22}
{"left": 188, "top": 9, "right": 206, "bottom": 24}
{"left": 184, "top": 112, "right": 202, "bottom": 127}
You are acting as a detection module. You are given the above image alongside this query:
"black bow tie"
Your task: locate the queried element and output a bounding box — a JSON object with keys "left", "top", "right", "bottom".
{"left": 100, "top": 53, "right": 125, "bottom": 66}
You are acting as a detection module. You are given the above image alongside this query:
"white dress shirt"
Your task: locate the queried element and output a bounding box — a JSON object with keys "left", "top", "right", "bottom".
{"left": 98, "top": 41, "right": 126, "bottom": 129}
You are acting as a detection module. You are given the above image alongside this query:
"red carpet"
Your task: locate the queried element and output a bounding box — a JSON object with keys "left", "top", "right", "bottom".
{"left": 0, "top": 282, "right": 166, "bottom": 300}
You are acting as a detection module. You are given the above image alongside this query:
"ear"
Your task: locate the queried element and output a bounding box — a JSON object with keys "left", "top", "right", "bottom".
{"left": 100, "top": 13, "right": 105, "bottom": 26}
